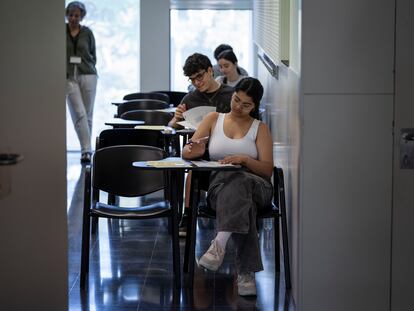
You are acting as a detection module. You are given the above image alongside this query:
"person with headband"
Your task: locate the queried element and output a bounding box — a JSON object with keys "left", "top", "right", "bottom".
{"left": 66, "top": 1, "right": 98, "bottom": 163}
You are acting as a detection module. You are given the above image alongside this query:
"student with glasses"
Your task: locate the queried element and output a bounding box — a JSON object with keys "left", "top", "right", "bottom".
{"left": 168, "top": 53, "right": 233, "bottom": 237}
{"left": 168, "top": 53, "right": 233, "bottom": 129}
{"left": 182, "top": 77, "right": 273, "bottom": 297}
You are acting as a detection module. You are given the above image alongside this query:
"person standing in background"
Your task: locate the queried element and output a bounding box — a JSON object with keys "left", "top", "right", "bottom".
{"left": 66, "top": 1, "right": 98, "bottom": 163}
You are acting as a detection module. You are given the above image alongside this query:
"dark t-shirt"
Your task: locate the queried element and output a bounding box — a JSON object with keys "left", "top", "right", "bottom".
{"left": 181, "top": 84, "right": 233, "bottom": 113}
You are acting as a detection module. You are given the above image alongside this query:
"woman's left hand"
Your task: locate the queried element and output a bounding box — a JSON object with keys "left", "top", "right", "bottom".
{"left": 219, "top": 155, "right": 249, "bottom": 166}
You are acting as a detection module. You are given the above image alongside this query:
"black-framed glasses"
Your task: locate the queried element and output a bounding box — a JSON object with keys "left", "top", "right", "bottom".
{"left": 188, "top": 70, "right": 207, "bottom": 84}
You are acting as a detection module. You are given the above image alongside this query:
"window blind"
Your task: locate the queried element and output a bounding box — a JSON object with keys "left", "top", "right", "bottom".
{"left": 170, "top": 0, "right": 252, "bottom": 10}
{"left": 253, "top": 0, "right": 280, "bottom": 65}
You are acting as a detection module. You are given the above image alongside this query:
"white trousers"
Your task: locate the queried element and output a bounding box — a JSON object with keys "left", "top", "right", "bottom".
{"left": 66, "top": 74, "right": 97, "bottom": 153}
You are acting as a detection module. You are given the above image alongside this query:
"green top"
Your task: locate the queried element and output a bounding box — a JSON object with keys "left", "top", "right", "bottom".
{"left": 66, "top": 25, "right": 97, "bottom": 78}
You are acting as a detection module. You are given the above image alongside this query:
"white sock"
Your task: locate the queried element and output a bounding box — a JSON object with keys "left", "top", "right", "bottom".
{"left": 215, "top": 231, "right": 232, "bottom": 250}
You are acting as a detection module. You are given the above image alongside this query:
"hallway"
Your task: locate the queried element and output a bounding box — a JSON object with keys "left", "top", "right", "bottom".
{"left": 66, "top": 152, "right": 294, "bottom": 310}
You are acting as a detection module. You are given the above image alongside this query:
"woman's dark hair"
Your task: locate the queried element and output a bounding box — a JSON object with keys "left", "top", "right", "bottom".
{"left": 66, "top": 1, "right": 87, "bottom": 18}
{"left": 214, "top": 44, "right": 233, "bottom": 60}
{"left": 183, "top": 53, "right": 213, "bottom": 77}
{"left": 234, "top": 77, "right": 264, "bottom": 119}
{"left": 217, "top": 50, "right": 241, "bottom": 75}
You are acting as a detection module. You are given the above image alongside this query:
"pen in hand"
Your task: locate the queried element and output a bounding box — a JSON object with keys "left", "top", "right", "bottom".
{"left": 187, "top": 136, "right": 209, "bottom": 145}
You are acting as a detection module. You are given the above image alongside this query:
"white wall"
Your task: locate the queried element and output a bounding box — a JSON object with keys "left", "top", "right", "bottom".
{"left": 0, "top": 0, "right": 67, "bottom": 309}
{"left": 140, "top": 0, "right": 170, "bottom": 92}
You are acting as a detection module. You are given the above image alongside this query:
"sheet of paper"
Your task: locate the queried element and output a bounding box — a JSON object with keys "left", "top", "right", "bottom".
{"left": 146, "top": 159, "right": 192, "bottom": 168}
{"left": 135, "top": 125, "right": 168, "bottom": 131}
{"left": 191, "top": 160, "right": 238, "bottom": 168}
{"left": 178, "top": 106, "right": 216, "bottom": 129}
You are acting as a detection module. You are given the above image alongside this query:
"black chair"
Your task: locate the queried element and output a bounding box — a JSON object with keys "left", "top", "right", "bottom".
{"left": 96, "top": 128, "right": 167, "bottom": 152}
{"left": 183, "top": 166, "right": 292, "bottom": 290}
{"left": 94, "top": 128, "right": 174, "bottom": 229}
{"left": 151, "top": 91, "right": 187, "bottom": 107}
{"left": 116, "top": 100, "right": 169, "bottom": 118}
{"left": 120, "top": 110, "right": 172, "bottom": 125}
{"left": 123, "top": 92, "right": 170, "bottom": 103}
{"left": 118, "top": 110, "right": 183, "bottom": 212}
{"left": 80, "top": 145, "right": 180, "bottom": 289}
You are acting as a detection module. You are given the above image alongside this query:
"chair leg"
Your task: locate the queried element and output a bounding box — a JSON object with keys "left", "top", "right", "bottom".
{"left": 278, "top": 168, "right": 292, "bottom": 289}
{"left": 169, "top": 171, "right": 181, "bottom": 289}
{"left": 91, "top": 216, "right": 98, "bottom": 235}
{"left": 183, "top": 172, "right": 198, "bottom": 273}
{"left": 183, "top": 206, "right": 192, "bottom": 273}
{"left": 274, "top": 216, "right": 280, "bottom": 273}
{"left": 80, "top": 167, "right": 92, "bottom": 289}
{"left": 80, "top": 215, "right": 91, "bottom": 289}
{"left": 178, "top": 171, "right": 185, "bottom": 217}
{"left": 187, "top": 174, "right": 199, "bottom": 288}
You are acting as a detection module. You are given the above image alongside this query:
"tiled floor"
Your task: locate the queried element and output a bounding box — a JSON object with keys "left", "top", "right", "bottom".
{"left": 67, "top": 151, "right": 294, "bottom": 310}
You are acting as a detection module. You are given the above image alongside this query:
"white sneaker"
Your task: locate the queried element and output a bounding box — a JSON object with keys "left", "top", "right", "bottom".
{"left": 237, "top": 272, "right": 257, "bottom": 296}
{"left": 198, "top": 239, "right": 225, "bottom": 271}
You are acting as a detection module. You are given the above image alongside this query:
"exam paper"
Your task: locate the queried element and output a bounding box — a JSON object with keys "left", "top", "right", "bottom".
{"left": 177, "top": 106, "right": 216, "bottom": 129}
{"left": 191, "top": 160, "right": 238, "bottom": 168}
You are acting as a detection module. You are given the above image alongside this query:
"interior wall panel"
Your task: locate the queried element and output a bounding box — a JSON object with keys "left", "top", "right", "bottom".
{"left": 0, "top": 0, "right": 67, "bottom": 309}
{"left": 300, "top": 95, "right": 393, "bottom": 311}
{"left": 302, "top": 0, "right": 394, "bottom": 94}
{"left": 391, "top": 0, "right": 414, "bottom": 309}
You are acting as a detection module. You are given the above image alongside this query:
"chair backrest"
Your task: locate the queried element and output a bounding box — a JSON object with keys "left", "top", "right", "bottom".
{"left": 123, "top": 92, "right": 170, "bottom": 103}
{"left": 96, "top": 128, "right": 165, "bottom": 150}
{"left": 120, "top": 110, "right": 172, "bottom": 125}
{"left": 92, "top": 145, "right": 165, "bottom": 197}
{"left": 117, "top": 100, "right": 169, "bottom": 117}
{"left": 152, "top": 91, "right": 187, "bottom": 107}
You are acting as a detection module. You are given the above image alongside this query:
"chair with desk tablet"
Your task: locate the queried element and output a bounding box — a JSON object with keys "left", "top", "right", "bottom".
{"left": 96, "top": 128, "right": 166, "bottom": 151}
{"left": 115, "top": 99, "right": 170, "bottom": 118}
{"left": 120, "top": 110, "right": 172, "bottom": 126}
{"left": 151, "top": 91, "right": 187, "bottom": 107}
{"left": 123, "top": 91, "right": 170, "bottom": 103}
{"left": 80, "top": 145, "right": 180, "bottom": 289}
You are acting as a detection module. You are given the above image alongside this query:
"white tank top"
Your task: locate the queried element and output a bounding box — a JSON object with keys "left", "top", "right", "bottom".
{"left": 208, "top": 113, "right": 260, "bottom": 161}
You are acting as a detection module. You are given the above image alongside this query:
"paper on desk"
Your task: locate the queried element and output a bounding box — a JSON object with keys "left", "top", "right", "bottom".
{"left": 135, "top": 125, "right": 168, "bottom": 131}
{"left": 191, "top": 160, "right": 238, "bottom": 168}
{"left": 177, "top": 106, "right": 215, "bottom": 129}
{"left": 146, "top": 159, "right": 191, "bottom": 167}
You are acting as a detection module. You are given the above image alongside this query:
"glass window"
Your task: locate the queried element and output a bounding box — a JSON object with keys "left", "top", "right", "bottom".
{"left": 65, "top": 0, "right": 140, "bottom": 151}
{"left": 170, "top": 10, "right": 253, "bottom": 91}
